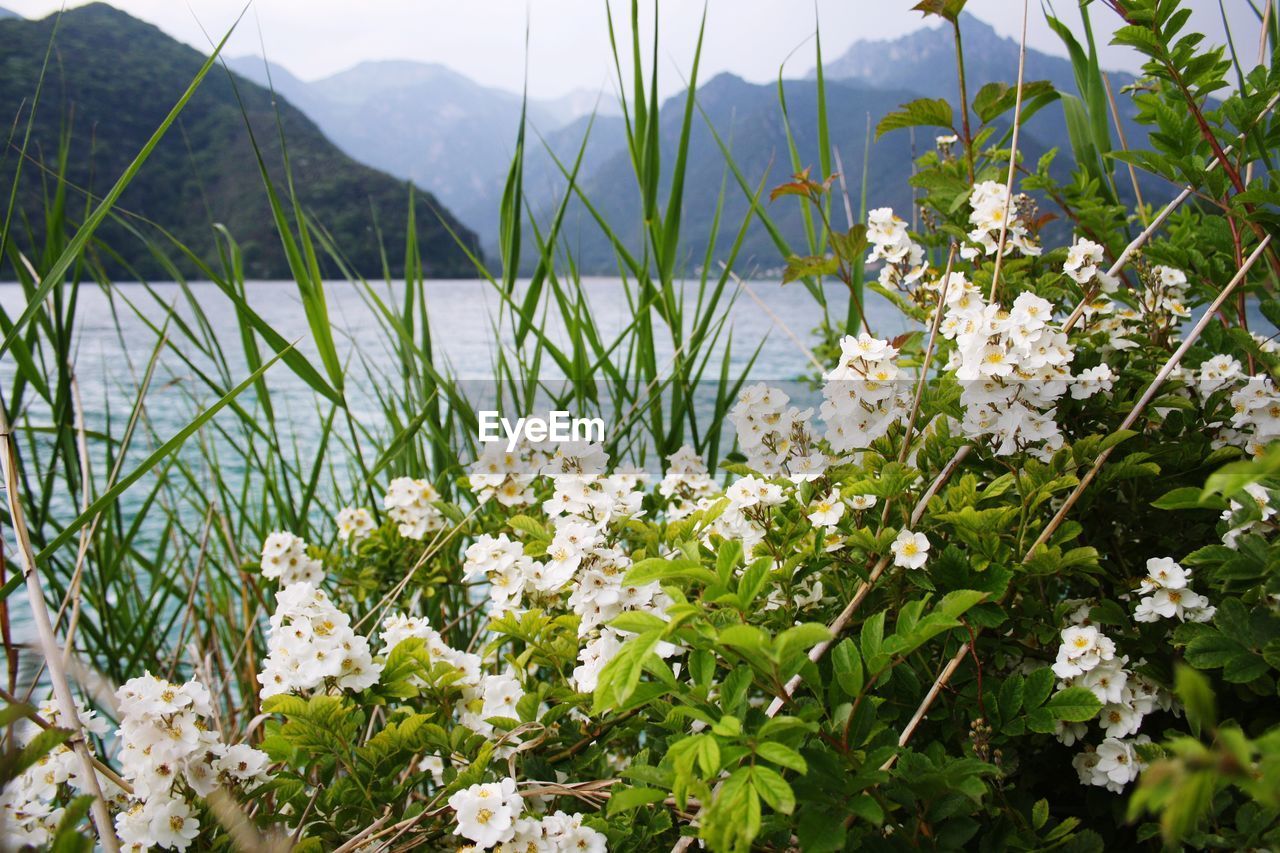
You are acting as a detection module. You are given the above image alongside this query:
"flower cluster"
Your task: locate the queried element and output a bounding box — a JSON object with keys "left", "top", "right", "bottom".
{"left": 257, "top": 582, "right": 381, "bottom": 699}
{"left": 1071, "top": 735, "right": 1150, "bottom": 794}
{"left": 541, "top": 443, "right": 644, "bottom": 526}
{"left": 0, "top": 699, "right": 123, "bottom": 849}
{"left": 469, "top": 442, "right": 539, "bottom": 507}
{"left": 657, "top": 445, "right": 717, "bottom": 519}
{"left": 384, "top": 476, "right": 445, "bottom": 540}
{"left": 729, "top": 384, "right": 823, "bottom": 478}
{"left": 1229, "top": 375, "right": 1280, "bottom": 457}
{"left": 1132, "top": 557, "right": 1215, "bottom": 624}
{"left": 1062, "top": 237, "right": 1105, "bottom": 284}
{"left": 940, "top": 279, "right": 1080, "bottom": 457}
{"left": 463, "top": 533, "right": 545, "bottom": 615}
{"left": 114, "top": 675, "right": 270, "bottom": 851}
{"left": 260, "top": 531, "right": 323, "bottom": 586}
{"left": 335, "top": 506, "right": 374, "bottom": 543}
{"left": 1050, "top": 615, "right": 1173, "bottom": 793}
{"left": 448, "top": 778, "right": 607, "bottom": 851}
{"left": 866, "top": 207, "right": 927, "bottom": 289}
{"left": 820, "top": 334, "right": 910, "bottom": 452}
{"left": 1136, "top": 264, "right": 1192, "bottom": 321}
{"left": 960, "top": 180, "right": 1041, "bottom": 259}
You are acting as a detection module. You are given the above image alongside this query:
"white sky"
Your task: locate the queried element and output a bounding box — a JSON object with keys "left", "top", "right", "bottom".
{"left": 2, "top": 1, "right": 1267, "bottom": 99}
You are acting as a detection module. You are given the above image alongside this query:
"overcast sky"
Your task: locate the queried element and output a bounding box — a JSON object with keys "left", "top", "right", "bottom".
{"left": 3, "top": 1, "right": 1267, "bottom": 99}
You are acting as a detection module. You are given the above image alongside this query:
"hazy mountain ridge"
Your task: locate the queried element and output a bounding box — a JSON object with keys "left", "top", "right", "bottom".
{"left": 228, "top": 55, "right": 621, "bottom": 241}
{"left": 227, "top": 10, "right": 1146, "bottom": 274}
{"left": 0, "top": 3, "right": 480, "bottom": 279}
{"left": 814, "top": 12, "right": 1145, "bottom": 168}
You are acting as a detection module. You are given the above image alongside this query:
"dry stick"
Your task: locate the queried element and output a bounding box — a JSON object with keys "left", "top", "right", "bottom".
{"left": 897, "top": 245, "right": 958, "bottom": 464}
{"left": 1246, "top": 0, "right": 1274, "bottom": 187}
{"left": 0, "top": 411, "right": 121, "bottom": 852}
{"left": 727, "top": 268, "right": 826, "bottom": 375}
{"left": 885, "top": 235, "right": 1272, "bottom": 772}
{"left": 764, "top": 444, "right": 973, "bottom": 718}
{"left": 61, "top": 368, "right": 93, "bottom": 670}
{"left": 355, "top": 505, "right": 480, "bottom": 634}
{"left": 206, "top": 787, "right": 291, "bottom": 853}
{"left": 1103, "top": 71, "right": 1147, "bottom": 225}
{"left": 987, "top": 0, "right": 1030, "bottom": 302}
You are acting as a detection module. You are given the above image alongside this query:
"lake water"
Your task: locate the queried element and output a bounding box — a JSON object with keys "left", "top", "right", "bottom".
{"left": 0, "top": 277, "right": 904, "bottom": 444}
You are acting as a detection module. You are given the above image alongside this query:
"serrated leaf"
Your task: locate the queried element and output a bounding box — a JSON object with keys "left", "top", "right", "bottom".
{"left": 876, "top": 98, "right": 955, "bottom": 137}
{"left": 756, "top": 741, "right": 808, "bottom": 774}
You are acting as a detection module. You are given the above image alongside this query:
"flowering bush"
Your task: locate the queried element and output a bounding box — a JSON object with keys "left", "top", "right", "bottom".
{"left": 4, "top": 0, "right": 1280, "bottom": 850}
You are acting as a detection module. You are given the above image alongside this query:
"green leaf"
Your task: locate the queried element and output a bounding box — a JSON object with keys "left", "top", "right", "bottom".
{"left": 751, "top": 766, "right": 796, "bottom": 814}
{"left": 776, "top": 623, "right": 832, "bottom": 663}
{"left": 507, "top": 515, "right": 550, "bottom": 539}
{"left": 831, "top": 638, "right": 864, "bottom": 697}
{"left": 1152, "top": 487, "right": 1227, "bottom": 511}
{"left": 609, "top": 611, "right": 668, "bottom": 635}
{"left": 1045, "top": 687, "right": 1102, "bottom": 722}
{"left": 756, "top": 741, "right": 808, "bottom": 774}
{"left": 593, "top": 630, "right": 663, "bottom": 712}
{"left": 607, "top": 786, "right": 667, "bottom": 816}
{"left": 737, "top": 558, "right": 771, "bottom": 607}
{"left": 876, "top": 98, "right": 955, "bottom": 137}
{"left": 625, "top": 558, "right": 719, "bottom": 587}
{"left": 1174, "top": 665, "right": 1216, "bottom": 737}
{"left": 782, "top": 254, "right": 840, "bottom": 285}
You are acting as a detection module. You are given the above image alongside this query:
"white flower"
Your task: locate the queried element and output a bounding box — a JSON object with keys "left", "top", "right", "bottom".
{"left": 1054, "top": 720, "right": 1088, "bottom": 746}
{"left": 259, "top": 531, "right": 323, "bottom": 586}
{"left": 726, "top": 476, "right": 784, "bottom": 509}
{"left": 257, "top": 583, "right": 382, "bottom": 699}
{"left": 449, "top": 778, "right": 522, "bottom": 848}
{"left": 1243, "top": 482, "right": 1275, "bottom": 521}
{"left": 214, "top": 744, "right": 271, "bottom": 787}
{"left": 1052, "top": 625, "right": 1115, "bottom": 678}
{"left": 336, "top": 507, "right": 374, "bottom": 543}
{"left": 384, "top": 477, "right": 444, "bottom": 540}
{"left": 1136, "top": 557, "right": 1188, "bottom": 593}
{"left": 1099, "top": 701, "right": 1143, "bottom": 738}
{"left": 146, "top": 796, "right": 200, "bottom": 850}
{"left": 1070, "top": 364, "right": 1114, "bottom": 399}
{"left": 1134, "top": 587, "right": 1215, "bottom": 623}
{"left": 1092, "top": 737, "right": 1144, "bottom": 792}
{"left": 1063, "top": 238, "right": 1105, "bottom": 284}
{"left": 1074, "top": 657, "right": 1128, "bottom": 704}
{"left": 890, "top": 529, "right": 930, "bottom": 570}
{"left": 807, "top": 491, "right": 845, "bottom": 528}
{"left": 848, "top": 494, "right": 877, "bottom": 510}
{"left": 573, "top": 630, "right": 625, "bottom": 693}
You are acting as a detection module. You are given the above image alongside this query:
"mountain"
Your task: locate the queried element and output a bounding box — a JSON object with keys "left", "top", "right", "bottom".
{"left": 814, "top": 12, "right": 1145, "bottom": 165}
{"left": 475, "top": 12, "right": 1157, "bottom": 275}
{"left": 481, "top": 71, "right": 1065, "bottom": 276}
{"left": 0, "top": 4, "right": 481, "bottom": 280}
{"left": 227, "top": 56, "right": 621, "bottom": 240}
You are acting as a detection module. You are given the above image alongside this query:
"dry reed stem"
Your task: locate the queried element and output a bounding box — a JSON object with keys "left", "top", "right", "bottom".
{"left": 0, "top": 408, "right": 120, "bottom": 851}
{"left": 764, "top": 444, "right": 973, "bottom": 717}
{"left": 987, "top": 0, "right": 1030, "bottom": 302}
